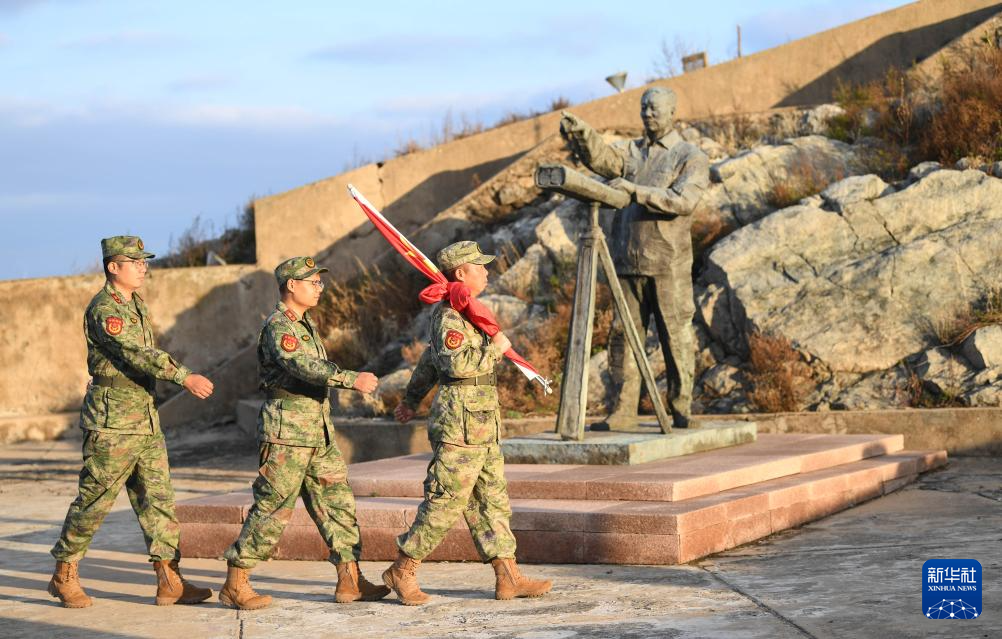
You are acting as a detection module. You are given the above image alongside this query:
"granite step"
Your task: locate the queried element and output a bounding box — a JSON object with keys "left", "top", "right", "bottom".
{"left": 178, "top": 448, "right": 945, "bottom": 565}
{"left": 348, "top": 433, "right": 904, "bottom": 503}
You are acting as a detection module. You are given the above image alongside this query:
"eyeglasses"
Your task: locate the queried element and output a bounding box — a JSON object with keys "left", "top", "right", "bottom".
{"left": 112, "top": 259, "right": 148, "bottom": 269}
{"left": 297, "top": 278, "right": 325, "bottom": 290}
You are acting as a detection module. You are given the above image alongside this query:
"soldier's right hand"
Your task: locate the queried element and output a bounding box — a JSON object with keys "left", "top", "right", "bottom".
{"left": 394, "top": 402, "right": 415, "bottom": 424}
{"left": 182, "top": 374, "right": 214, "bottom": 399}
{"left": 491, "top": 331, "right": 512, "bottom": 353}
{"left": 353, "top": 371, "right": 378, "bottom": 394}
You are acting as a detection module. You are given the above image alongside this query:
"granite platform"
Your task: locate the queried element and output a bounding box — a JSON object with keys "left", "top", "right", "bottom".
{"left": 501, "top": 420, "right": 757, "bottom": 465}
{"left": 177, "top": 434, "right": 947, "bottom": 565}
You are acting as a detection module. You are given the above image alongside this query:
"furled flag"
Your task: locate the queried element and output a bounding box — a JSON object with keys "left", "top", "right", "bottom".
{"left": 346, "top": 184, "right": 553, "bottom": 394}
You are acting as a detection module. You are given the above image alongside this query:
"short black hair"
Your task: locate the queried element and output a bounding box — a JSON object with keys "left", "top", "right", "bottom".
{"left": 279, "top": 280, "right": 291, "bottom": 295}
{"left": 444, "top": 267, "right": 461, "bottom": 282}
{"left": 102, "top": 256, "right": 115, "bottom": 278}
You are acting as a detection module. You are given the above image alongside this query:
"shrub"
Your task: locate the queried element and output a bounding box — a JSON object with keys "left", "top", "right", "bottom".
{"left": 155, "top": 200, "right": 256, "bottom": 268}
{"left": 920, "top": 46, "right": 1002, "bottom": 164}
{"left": 311, "top": 265, "right": 423, "bottom": 371}
{"left": 745, "top": 331, "right": 814, "bottom": 412}
{"left": 827, "top": 43, "right": 1002, "bottom": 177}
{"left": 766, "top": 153, "right": 842, "bottom": 208}
{"left": 904, "top": 371, "right": 965, "bottom": 408}
{"left": 932, "top": 287, "right": 1002, "bottom": 347}
{"left": 495, "top": 275, "right": 613, "bottom": 416}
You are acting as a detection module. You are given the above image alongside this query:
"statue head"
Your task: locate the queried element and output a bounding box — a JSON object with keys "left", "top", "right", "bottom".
{"left": 640, "top": 87, "right": 677, "bottom": 140}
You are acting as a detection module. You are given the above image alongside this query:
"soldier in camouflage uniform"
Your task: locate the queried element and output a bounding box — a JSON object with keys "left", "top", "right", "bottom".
{"left": 387, "top": 241, "right": 552, "bottom": 605}
{"left": 219, "top": 256, "right": 390, "bottom": 610}
{"left": 49, "top": 236, "right": 214, "bottom": 608}
{"left": 561, "top": 87, "right": 709, "bottom": 429}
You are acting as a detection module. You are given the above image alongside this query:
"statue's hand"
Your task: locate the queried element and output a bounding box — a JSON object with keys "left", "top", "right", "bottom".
{"left": 608, "top": 177, "right": 637, "bottom": 196}
{"left": 559, "top": 111, "right": 590, "bottom": 140}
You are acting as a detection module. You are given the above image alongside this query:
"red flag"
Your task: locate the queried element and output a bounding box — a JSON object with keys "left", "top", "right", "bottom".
{"left": 347, "top": 184, "right": 552, "bottom": 394}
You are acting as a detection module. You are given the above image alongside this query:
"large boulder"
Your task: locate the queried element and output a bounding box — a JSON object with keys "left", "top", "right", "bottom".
{"left": 488, "top": 243, "right": 554, "bottom": 300}
{"left": 961, "top": 325, "right": 1002, "bottom": 370}
{"left": 703, "top": 135, "right": 861, "bottom": 227}
{"left": 703, "top": 169, "right": 1002, "bottom": 374}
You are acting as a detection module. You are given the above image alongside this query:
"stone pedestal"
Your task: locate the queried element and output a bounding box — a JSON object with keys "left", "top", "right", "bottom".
{"left": 501, "top": 421, "right": 758, "bottom": 465}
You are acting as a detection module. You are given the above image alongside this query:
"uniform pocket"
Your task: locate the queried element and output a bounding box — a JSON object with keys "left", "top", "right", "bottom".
{"left": 277, "top": 406, "right": 322, "bottom": 444}
{"left": 462, "top": 390, "right": 499, "bottom": 446}
{"left": 101, "top": 387, "right": 153, "bottom": 431}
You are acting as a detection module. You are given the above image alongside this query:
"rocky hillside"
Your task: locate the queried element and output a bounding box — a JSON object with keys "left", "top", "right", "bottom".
{"left": 324, "top": 104, "right": 1002, "bottom": 418}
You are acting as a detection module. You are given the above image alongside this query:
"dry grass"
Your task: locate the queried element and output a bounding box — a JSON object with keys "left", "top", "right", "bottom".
{"left": 932, "top": 287, "right": 1002, "bottom": 347}
{"left": 827, "top": 45, "right": 1002, "bottom": 177}
{"left": 691, "top": 211, "right": 734, "bottom": 258}
{"left": 700, "top": 113, "right": 765, "bottom": 156}
{"left": 311, "top": 265, "right": 422, "bottom": 371}
{"left": 904, "top": 371, "right": 966, "bottom": 408}
{"left": 920, "top": 46, "right": 1002, "bottom": 164}
{"left": 766, "top": 153, "right": 843, "bottom": 208}
{"left": 495, "top": 276, "right": 613, "bottom": 417}
{"left": 745, "top": 331, "right": 814, "bottom": 413}
{"left": 155, "top": 200, "right": 256, "bottom": 268}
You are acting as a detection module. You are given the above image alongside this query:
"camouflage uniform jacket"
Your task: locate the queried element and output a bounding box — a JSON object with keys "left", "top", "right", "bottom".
{"left": 419, "top": 302, "right": 505, "bottom": 446}
{"left": 585, "top": 129, "right": 709, "bottom": 275}
{"left": 78, "top": 282, "right": 191, "bottom": 434}
{"left": 257, "top": 301, "right": 359, "bottom": 447}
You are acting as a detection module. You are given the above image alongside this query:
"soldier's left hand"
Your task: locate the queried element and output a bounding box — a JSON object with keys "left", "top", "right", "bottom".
{"left": 353, "top": 372, "right": 378, "bottom": 394}
{"left": 608, "top": 177, "right": 637, "bottom": 196}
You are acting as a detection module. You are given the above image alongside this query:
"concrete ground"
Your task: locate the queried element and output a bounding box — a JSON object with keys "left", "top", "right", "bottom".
{"left": 0, "top": 425, "right": 999, "bottom": 639}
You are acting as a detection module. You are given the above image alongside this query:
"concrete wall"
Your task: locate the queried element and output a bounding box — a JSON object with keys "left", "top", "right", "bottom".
{"left": 253, "top": 0, "right": 1002, "bottom": 273}
{"left": 0, "top": 265, "right": 274, "bottom": 419}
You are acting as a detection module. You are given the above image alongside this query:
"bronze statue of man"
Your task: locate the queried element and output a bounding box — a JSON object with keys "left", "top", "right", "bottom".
{"left": 560, "top": 86, "right": 709, "bottom": 428}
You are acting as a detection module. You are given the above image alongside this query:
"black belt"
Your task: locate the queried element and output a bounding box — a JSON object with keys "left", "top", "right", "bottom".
{"left": 92, "top": 374, "right": 154, "bottom": 393}
{"left": 440, "top": 373, "right": 496, "bottom": 387}
{"left": 266, "top": 387, "right": 327, "bottom": 402}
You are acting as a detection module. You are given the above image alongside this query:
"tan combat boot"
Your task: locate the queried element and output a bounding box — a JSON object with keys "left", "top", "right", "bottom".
{"left": 152, "top": 560, "right": 213, "bottom": 606}
{"left": 219, "top": 565, "right": 272, "bottom": 610}
{"left": 335, "top": 561, "right": 391, "bottom": 603}
{"left": 47, "top": 560, "right": 93, "bottom": 608}
{"left": 381, "top": 551, "right": 430, "bottom": 606}
{"left": 491, "top": 557, "right": 552, "bottom": 600}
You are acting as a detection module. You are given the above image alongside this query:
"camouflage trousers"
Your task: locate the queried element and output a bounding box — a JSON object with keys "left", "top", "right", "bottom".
{"left": 224, "top": 441, "right": 361, "bottom": 569}
{"left": 51, "top": 431, "right": 180, "bottom": 563}
{"left": 398, "top": 442, "right": 516, "bottom": 562}
{"left": 608, "top": 273, "right": 696, "bottom": 418}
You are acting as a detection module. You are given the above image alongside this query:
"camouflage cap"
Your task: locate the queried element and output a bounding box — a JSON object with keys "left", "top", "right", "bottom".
{"left": 101, "top": 236, "right": 155, "bottom": 259}
{"left": 274, "top": 256, "right": 328, "bottom": 287}
{"left": 437, "top": 241, "right": 495, "bottom": 272}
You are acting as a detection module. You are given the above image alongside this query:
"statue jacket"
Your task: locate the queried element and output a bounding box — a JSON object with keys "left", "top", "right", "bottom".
{"left": 586, "top": 129, "right": 710, "bottom": 276}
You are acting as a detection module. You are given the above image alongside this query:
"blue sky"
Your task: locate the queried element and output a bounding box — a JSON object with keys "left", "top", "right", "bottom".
{"left": 0, "top": 0, "right": 904, "bottom": 279}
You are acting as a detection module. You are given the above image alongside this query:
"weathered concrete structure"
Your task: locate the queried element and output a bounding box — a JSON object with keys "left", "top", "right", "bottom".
{"left": 2, "top": 0, "right": 1001, "bottom": 444}
{"left": 0, "top": 266, "right": 273, "bottom": 439}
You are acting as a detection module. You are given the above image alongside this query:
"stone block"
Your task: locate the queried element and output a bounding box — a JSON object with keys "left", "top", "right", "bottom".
{"left": 502, "top": 421, "right": 757, "bottom": 465}
{"left": 962, "top": 325, "right": 1002, "bottom": 370}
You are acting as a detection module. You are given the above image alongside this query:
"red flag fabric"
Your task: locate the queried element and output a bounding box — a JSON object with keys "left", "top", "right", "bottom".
{"left": 347, "top": 184, "right": 552, "bottom": 393}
